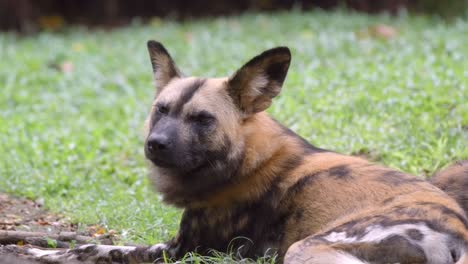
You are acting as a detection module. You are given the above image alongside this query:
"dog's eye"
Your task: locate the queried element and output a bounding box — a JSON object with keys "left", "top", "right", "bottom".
{"left": 157, "top": 105, "right": 169, "bottom": 114}
{"left": 189, "top": 112, "right": 215, "bottom": 125}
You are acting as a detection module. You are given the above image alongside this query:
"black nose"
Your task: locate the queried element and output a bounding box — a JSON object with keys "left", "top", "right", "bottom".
{"left": 146, "top": 134, "right": 171, "bottom": 154}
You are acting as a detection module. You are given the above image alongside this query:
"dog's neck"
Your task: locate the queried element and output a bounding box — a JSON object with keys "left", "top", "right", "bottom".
{"left": 186, "top": 113, "right": 313, "bottom": 208}
{"left": 239, "top": 113, "right": 301, "bottom": 177}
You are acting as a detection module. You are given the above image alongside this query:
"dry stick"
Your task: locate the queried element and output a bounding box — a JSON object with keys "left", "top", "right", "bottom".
{"left": 24, "top": 237, "right": 71, "bottom": 249}
{"left": 0, "top": 230, "right": 113, "bottom": 248}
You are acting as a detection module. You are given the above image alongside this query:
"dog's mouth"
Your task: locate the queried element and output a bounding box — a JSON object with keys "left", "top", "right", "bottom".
{"left": 144, "top": 146, "right": 178, "bottom": 168}
{"left": 148, "top": 156, "right": 177, "bottom": 168}
{"left": 149, "top": 155, "right": 213, "bottom": 175}
{"left": 189, "top": 160, "right": 212, "bottom": 173}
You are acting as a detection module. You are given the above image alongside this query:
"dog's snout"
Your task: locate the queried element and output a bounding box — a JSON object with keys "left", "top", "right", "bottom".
{"left": 147, "top": 134, "right": 171, "bottom": 153}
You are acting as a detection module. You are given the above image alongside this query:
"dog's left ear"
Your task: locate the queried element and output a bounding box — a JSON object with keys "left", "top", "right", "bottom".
{"left": 228, "top": 47, "right": 291, "bottom": 116}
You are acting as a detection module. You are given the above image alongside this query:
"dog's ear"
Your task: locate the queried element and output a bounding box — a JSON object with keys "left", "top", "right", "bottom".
{"left": 147, "top": 40, "right": 182, "bottom": 92}
{"left": 228, "top": 47, "right": 291, "bottom": 116}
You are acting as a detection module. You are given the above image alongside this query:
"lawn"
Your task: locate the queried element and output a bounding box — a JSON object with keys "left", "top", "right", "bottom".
{"left": 0, "top": 9, "right": 467, "bottom": 261}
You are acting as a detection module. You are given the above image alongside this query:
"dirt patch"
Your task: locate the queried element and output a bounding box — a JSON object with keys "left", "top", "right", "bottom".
{"left": 0, "top": 193, "right": 76, "bottom": 234}
{"left": 0, "top": 194, "right": 119, "bottom": 263}
{"left": 0, "top": 193, "right": 116, "bottom": 248}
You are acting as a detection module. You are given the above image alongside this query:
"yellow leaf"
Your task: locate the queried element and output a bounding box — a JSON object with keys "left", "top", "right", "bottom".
{"left": 38, "top": 15, "right": 65, "bottom": 31}
{"left": 72, "top": 43, "right": 84, "bottom": 52}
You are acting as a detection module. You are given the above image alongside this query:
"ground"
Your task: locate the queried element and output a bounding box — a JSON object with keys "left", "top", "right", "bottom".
{"left": 0, "top": 10, "right": 467, "bottom": 263}
{"left": 0, "top": 193, "right": 116, "bottom": 247}
{"left": 0, "top": 193, "right": 75, "bottom": 234}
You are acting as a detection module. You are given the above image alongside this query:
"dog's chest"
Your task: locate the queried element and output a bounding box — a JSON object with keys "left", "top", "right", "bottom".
{"left": 174, "top": 196, "right": 291, "bottom": 258}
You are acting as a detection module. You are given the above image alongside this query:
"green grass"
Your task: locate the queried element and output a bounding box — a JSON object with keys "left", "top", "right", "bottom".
{"left": 0, "top": 10, "right": 467, "bottom": 262}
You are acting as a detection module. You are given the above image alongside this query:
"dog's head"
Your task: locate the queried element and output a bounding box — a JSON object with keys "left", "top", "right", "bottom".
{"left": 144, "top": 41, "right": 291, "bottom": 205}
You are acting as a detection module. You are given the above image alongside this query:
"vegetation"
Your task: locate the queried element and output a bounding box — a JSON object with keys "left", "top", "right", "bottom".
{"left": 0, "top": 10, "right": 466, "bottom": 262}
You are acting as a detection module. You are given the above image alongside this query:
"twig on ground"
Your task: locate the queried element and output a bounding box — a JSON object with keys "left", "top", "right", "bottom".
{"left": 0, "top": 230, "right": 114, "bottom": 248}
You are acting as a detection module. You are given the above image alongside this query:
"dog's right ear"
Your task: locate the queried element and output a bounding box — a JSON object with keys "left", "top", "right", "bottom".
{"left": 147, "top": 40, "right": 182, "bottom": 92}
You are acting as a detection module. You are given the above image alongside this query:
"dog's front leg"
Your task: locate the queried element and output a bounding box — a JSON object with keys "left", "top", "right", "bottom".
{"left": 3, "top": 218, "right": 198, "bottom": 264}
{"left": 1, "top": 242, "right": 173, "bottom": 264}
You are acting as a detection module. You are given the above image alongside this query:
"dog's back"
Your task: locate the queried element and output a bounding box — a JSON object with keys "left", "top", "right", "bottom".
{"left": 284, "top": 160, "right": 468, "bottom": 264}
{"left": 283, "top": 155, "right": 468, "bottom": 264}
{"left": 431, "top": 160, "right": 468, "bottom": 217}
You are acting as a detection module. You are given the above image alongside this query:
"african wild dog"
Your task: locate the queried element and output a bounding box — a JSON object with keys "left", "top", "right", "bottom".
{"left": 142, "top": 41, "right": 468, "bottom": 264}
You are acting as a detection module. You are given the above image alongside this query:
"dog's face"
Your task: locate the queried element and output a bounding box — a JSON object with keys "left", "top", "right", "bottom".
{"left": 144, "top": 41, "right": 291, "bottom": 201}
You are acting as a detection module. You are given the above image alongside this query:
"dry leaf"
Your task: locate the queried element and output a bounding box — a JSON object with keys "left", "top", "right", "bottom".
{"left": 149, "top": 17, "right": 163, "bottom": 27}
{"left": 371, "top": 24, "right": 398, "bottom": 39}
{"left": 95, "top": 227, "right": 106, "bottom": 236}
{"left": 72, "top": 43, "right": 84, "bottom": 52}
{"left": 356, "top": 24, "right": 398, "bottom": 40}
{"left": 50, "top": 221, "right": 61, "bottom": 227}
{"left": 184, "top": 32, "right": 193, "bottom": 43}
{"left": 37, "top": 219, "right": 50, "bottom": 226}
{"left": 60, "top": 61, "right": 74, "bottom": 73}
{"left": 38, "top": 15, "right": 65, "bottom": 31}
{"left": 88, "top": 225, "right": 107, "bottom": 237}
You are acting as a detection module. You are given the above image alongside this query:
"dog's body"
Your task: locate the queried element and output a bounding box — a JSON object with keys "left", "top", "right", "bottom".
{"left": 143, "top": 41, "right": 468, "bottom": 264}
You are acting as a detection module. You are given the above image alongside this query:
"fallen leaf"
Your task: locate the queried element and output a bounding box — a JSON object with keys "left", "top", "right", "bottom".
{"left": 371, "top": 24, "right": 398, "bottom": 39}
{"left": 300, "top": 30, "right": 314, "bottom": 39}
{"left": 60, "top": 61, "right": 74, "bottom": 73}
{"left": 95, "top": 227, "right": 106, "bottom": 236}
{"left": 35, "top": 197, "right": 45, "bottom": 207}
{"left": 38, "top": 15, "right": 65, "bottom": 31}
{"left": 0, "top": 219, "right": 16, "bottom": 225}
{"left": 356, "top": 24, "right": 398, "bottom": 40}
{"left": 5, "top": 214, "right": 22, "bottom": 220}
{"left": 50, "top": 221, "right": 61, "bottom": 227}
{"left": 184, "top": 32, "right": 193, "bottom": 43}
{"left": 72, "top": 43, "right": 84, "bottom": 52}
{"left": 149, "top": 17, "right": 163, "bottom": 27}
{"left": 88, "top": 225, "right": 108, "bottom": 237}
{"left": 37, "top": 219, "right": 50, "bottom": 226}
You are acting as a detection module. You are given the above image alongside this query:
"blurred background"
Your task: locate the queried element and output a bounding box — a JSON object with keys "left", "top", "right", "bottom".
{"left": 1, "top": 0, "right": 467, "bottom": 250}
{"left": 1, "top": 0, "right": 467, "bottom": 32}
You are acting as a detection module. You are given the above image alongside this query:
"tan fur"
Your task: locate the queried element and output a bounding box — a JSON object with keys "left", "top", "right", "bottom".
{"left": 431, "top": 160, "right": 468, "bottom": 215}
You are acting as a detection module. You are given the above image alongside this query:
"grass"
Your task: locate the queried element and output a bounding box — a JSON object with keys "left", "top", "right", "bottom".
{"left": 0, "top": 10, "right": 467, "bottom": 262}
